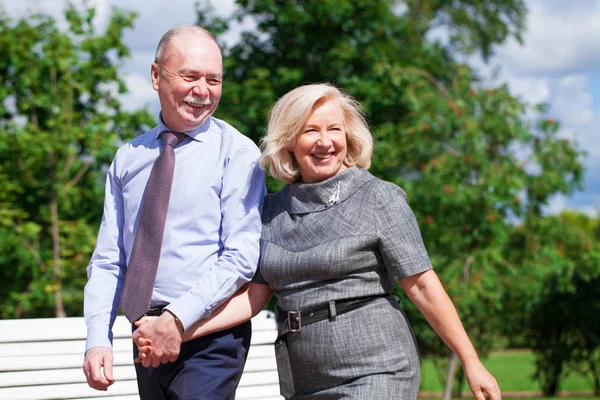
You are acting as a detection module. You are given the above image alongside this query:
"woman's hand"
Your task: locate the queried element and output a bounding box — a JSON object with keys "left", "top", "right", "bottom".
{"left": 464, "top": 359, "right": 501, "bottom": 400}
{"left": 133, "top": 316, "right": 156, "bottom": 365}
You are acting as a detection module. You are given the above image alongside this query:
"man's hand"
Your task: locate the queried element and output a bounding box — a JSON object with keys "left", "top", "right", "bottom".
{"left": 82, "top": 347, "right": 115, "bottom": 391}
{"left": 132, "top": 311, "right": 183, "bottom": 368}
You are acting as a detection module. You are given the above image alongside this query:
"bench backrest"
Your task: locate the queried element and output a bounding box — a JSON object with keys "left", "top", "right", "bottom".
{"left": 0, "top": 311, "right": 282, "bottom": 400}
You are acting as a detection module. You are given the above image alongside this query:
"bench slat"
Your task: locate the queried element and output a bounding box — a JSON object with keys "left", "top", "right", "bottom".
{"left": 0, "top": 360, "right": 279, "bottom": 388}
{"left": 0, "top": 311, "right": 277, "bottom": 343}
{"left": 0, "top": 381, "right": 138, "bottom": 400}
{"left": 75, "top": 396, "right": 139, "bottom": 400}
{"left": 238, "top": 370, "right": 280, "bottom": 387}
{"left": 0, "top": 366, "right": 136, "bottom": 388}
{"left": 0, "top": 349, "right": 276, "bottom": 375}
{"left": 236, "top": 384, "right": 283, "bottom": 399}
{"left": 0, "top": 329, "right": 276, "bottom": 359}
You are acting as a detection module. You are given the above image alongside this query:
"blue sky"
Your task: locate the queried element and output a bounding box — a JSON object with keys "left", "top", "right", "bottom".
{"left": 590, "top": 73, "right": 600, "bottom": 109}
{"left": 4, "top": 0, "right": 599, "bottom": 216}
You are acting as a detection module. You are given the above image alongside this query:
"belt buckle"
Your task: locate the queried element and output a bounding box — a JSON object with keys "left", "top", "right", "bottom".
{"left": 288, "top": 310, "right": 302, "bottom": 332}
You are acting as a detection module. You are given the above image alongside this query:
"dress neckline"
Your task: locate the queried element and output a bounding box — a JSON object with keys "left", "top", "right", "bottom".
{"left": 282, "top": 167, "right": 373, "bottom": 214}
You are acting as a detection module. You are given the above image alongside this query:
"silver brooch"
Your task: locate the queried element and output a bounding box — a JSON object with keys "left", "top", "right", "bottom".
{"left": 326, "top": 182, "right": 341, "bottom": 207}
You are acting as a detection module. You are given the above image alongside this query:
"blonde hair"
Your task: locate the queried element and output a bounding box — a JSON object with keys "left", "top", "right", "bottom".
{"left": 260, "top": 83, "right": 373, "bottom": 183}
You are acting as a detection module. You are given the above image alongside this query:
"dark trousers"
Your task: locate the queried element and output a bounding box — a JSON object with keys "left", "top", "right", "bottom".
{"left": 133, "top": 320, "right": 252, "bottom": 400}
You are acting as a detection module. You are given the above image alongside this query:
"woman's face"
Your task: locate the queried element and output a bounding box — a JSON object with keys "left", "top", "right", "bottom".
{"left": 291, "top": 99, "right": 348, "bottom": 183}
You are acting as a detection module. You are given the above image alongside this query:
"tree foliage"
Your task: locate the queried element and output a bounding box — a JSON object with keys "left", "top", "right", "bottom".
{"left": 0, "top": 4, "right": 154, "bottom": 318}
{"left": 505, "top": 213, "right": 600, "bottom": 396}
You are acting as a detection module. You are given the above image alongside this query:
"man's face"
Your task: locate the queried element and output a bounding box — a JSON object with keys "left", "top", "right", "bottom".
{"left": 151, "top": 33, "right": 223, "bottom": 133}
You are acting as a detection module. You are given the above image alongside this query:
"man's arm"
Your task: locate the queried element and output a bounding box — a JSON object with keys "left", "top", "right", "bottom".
{"left": 135, "top": 144, "right": 265, "bottom": 364}
{"left": 165, "top": 144, "right": 265, "bottom": 326}
{"left": 133, "top": 282, "right": 272, "bottom": 366}
{"left": 83, "top": 148, "right": 127, "bottom": 389}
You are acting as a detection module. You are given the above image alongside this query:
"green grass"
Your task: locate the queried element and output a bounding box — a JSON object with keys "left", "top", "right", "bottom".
{"left": 419, "top": 349, "right": 597, "bottom": 395}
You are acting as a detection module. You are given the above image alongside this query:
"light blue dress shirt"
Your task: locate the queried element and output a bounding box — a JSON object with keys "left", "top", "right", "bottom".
{"left": 84, "top": 115, "right": 265, "bottom": 351}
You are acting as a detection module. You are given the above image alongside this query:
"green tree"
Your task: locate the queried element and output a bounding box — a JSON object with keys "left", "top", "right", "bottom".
{"left": 0, "top": 4, "right": 154, "bottom": 318}
{"left": 507, "top": 213, "right": 600, "bottom": 396}
{"left": 196, "top": 0, "right": 584, "bottom": 395}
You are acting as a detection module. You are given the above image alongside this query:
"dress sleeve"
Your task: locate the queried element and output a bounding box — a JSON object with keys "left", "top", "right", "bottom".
{"left": 250, "top": 263, "right": 268, "bottom": 285}
{"left": 373, "top": 181, "right": 433, "bottom": 281}
{"left": 251, "top": 194, "right": 272, "bottom": 287}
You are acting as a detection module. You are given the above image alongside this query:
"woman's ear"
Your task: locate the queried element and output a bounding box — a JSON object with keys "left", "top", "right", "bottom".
{"left": 287, "top": 141, "right": 295, "bottom": 153}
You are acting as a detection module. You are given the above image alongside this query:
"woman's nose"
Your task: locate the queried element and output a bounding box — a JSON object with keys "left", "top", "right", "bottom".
{"left": 316, "top": 132, "right": 333, "bottom": 146}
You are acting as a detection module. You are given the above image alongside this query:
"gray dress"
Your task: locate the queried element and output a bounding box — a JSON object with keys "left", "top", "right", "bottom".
{"left": 254, "top": 167, "right": 433, "bottom": 399}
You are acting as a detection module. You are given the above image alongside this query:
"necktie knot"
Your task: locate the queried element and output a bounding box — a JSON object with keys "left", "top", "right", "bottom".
{"left": 161, "top": 131, "right": 187, "bottom": 147}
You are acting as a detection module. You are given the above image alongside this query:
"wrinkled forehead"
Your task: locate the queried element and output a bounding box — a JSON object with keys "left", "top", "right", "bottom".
{"left": 165, "top": 31, "right": 222, "bottom": 59}
{"left": 163, "top": 36, "right": 222, "bottom": 72}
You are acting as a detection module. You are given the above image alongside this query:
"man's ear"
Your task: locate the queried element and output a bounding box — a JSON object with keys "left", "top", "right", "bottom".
{"left": 151, "top": 63, "right": 160, "bottom": 91}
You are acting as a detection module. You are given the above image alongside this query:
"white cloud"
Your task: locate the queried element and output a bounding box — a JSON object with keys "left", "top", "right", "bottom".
{"left": 546, "top": 193, "right": 600, "bottom": 217}
{"left": 503, "top": 75, "right": 551, "bottom": 105}
{"left": 553, "top": 74, "right": 596, "bottom": 128}
{"left": 545, "top": 194, "right": 568, "bottom": 216}
{"left": 497, "top": 0, "right": 600, "bottom": 75}
{"left": 120, "top": 73, "right": 157, "bottom": 113}
{"left": 468, "top": 0, "right": 600, "bottom": 216}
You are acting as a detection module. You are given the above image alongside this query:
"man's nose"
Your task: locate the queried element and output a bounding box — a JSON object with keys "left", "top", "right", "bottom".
{"left": 192, "top": 78, "right": 209, "bottom": 96}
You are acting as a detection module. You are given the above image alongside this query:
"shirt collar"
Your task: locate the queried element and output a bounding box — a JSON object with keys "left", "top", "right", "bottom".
{"left": 282, "top": 167, "right": 374, "bottom": 214}
{"left": 155, "top": 112, "right": 212, "bottom": 142}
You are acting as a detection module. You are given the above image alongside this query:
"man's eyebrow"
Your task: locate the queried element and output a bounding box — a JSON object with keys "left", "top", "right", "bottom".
{"left": 178, "top": 69, "right": 222, "bottom": 79}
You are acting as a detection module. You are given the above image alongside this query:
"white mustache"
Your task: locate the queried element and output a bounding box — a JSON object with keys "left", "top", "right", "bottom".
{"left": 183, "top": 96, "right": 211, "bottom": 106}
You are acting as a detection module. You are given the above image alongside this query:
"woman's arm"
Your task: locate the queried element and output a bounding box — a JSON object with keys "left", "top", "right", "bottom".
{"left": 134, "top": 283, "right": 273, "bottom": 365}
{"left": 182, "top": 282, "right": 273, "bottom": 341}
{"left": 400, "top": 269, "right": 501, "bottom": 400}
{"left": 138, "top": 282, "right": 273, "bottom": 341}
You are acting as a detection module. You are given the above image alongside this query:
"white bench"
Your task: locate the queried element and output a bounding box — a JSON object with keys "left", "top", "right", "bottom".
{"left": 0, "top": 311, "right": 282, "bottom": 400}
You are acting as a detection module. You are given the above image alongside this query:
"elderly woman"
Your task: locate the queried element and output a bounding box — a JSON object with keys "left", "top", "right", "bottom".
{"left": 136, "top": 83, "right": 501, "bottom": 400}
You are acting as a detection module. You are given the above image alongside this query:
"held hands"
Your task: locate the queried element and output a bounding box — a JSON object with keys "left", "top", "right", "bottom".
{"left": 464, "top": 359, "right": 501, "bottom": 400}
{"left": 132, "top": 312, "right": 183, "bottom": 368}
{"left": 133, "top": 316, "right": 155, "bottom": 367}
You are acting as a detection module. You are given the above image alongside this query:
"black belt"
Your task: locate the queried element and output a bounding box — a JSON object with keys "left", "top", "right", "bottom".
{"left": 274, "top": 294, "right": 392, "bottom": 398}
{"left": 276, "top": 294, "right": 389, "bottom": 333}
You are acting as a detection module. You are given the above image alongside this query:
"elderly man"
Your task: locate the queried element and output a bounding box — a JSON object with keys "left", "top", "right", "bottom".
{"left": 82, "top": 25, "right": 265, "bottom": 399}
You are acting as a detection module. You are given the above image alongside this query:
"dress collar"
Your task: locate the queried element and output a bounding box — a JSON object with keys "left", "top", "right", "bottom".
{"left": 283, "top": 167, "right": 373, "bottom": 214}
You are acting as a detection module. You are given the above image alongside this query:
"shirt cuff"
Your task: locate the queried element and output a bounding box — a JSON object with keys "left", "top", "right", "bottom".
{"left": 85, "top": 324, "right": 113, "bottom": 353}
{"left": 165, "top": 291, "right": 210, "bottom": 332}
